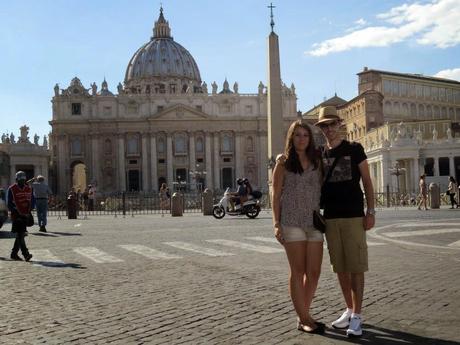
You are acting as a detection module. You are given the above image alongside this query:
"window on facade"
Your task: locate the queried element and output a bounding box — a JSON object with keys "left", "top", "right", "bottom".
{"left": 393, "top": 102, "right": 400, "bottom": 115}
{"left": 392, "top": 81, "right": 399, "bottom": 96}
{"left": 174, "top": 136, "right": 187, "bottom": 154}
{"left": 426, "top": 105, "right": 432, "bottom": 118}
{"left": 71, "top": 103, "right": 82, "bottom": 115}
{"left": 423, "top": 86, "right": 430, "bottom": 99}
{"left": 400, "top": 82, "right": 407, "bottom": 96}
{"left": 439, "top": 88, "right": 446, "bottom": 101}
{"left": 71, "top": 138, "right": 82, "bottom": 156}
{"left": 402, "top": 103, "right": 408, "bottom": 116}
{"left": 454, "top": 90, "right": 460, "bottom": 104}
{"left": 222, "top": 135, "right": 233, "bottom": 152}
{"left": 157, "top": 106, "right": 164, "bottom": 112}
{"left": 157, "top": 138, "right": 165, "bottom": 153}
{"left": 104, "top": 139, "right": 112, "bottom": 155}
{"left": 246, "top": 136, "right": 254, "bottom": 152}
{"left": 416, "top": 85, "right": 423, "bottom": 98}
{"left": 424, "top": 158, "right": 434, "bottom": 176}
{"left": 441, "top": 107, "right": 447, "bottom": 118}
{"left": 439, "top": 157, "right": 450, "bottom": 176}
{"left": 246, "top": 105, "right": 253, "bottom": 114}
{"left": 431, "top": 87, "right": 438, "bottom": 101}
{"left": 434, "top": 106, "right": 440, "bottom": 118}
{"left": 196, "top": 137, "right": 204, "bottom": 152}
{"left": 169, "top": 84, "right": 176, "bottom": 94}
{"left": 410, "top": 103, "right": 417, "bottom": 117}
{"left": 127, "top": 136, "right": 139, "bottom": 155}
{"left": 418, "top": 104, "right": 425, "bottom": 118}
{"left": 449, "top": 108, "right": 455, "bottom": 118}
{"left": 383, "top": 80, "right": 391, "bottom": 94}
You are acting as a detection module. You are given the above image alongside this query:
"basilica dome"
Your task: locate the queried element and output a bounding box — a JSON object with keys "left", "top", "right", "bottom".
{"left": 124, "top": 8, "right": 201, "bottom": 91}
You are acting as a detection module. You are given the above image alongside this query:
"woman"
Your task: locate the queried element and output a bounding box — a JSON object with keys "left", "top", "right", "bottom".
{"left": 417, "top": 175, "right": 428, "bottom": 210}
{"left": 272, "top": 120, "right": 325, "bottom": 334}
{"left": 447, "top": 176, "right": 458, "bottom": 209}
{"left": 159, "top": 183, "right": 170, "bottom": 215}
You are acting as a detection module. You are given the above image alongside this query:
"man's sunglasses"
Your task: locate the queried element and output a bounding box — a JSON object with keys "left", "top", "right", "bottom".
{"left": 318, "top": 121, "right": 339, "bottom": 129}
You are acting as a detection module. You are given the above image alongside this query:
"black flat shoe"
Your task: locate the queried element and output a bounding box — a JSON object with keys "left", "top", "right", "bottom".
{"left": 10, "top": 254, "right": 23, "bottom": 261}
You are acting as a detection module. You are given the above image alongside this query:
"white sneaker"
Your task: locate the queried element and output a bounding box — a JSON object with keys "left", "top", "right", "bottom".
{"left": 331, "top": 310, "right": 351, "bottom": 329}
{"left": 346, "top": 315, "right": 363, "bottom": 337}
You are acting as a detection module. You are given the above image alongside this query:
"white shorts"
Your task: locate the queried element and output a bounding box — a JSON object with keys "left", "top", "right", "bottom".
{"left": 282, "top": 225, "right": 324, "bottom": 243}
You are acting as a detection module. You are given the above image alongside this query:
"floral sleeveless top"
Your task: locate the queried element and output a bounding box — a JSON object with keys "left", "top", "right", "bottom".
{"left": 280, "top": 166, "right": 322, "bottom": 230}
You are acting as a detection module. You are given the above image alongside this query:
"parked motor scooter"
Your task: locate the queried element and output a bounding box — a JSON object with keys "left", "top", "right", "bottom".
{"left": 212, "top": 188, "right": 261, "bottom": 219}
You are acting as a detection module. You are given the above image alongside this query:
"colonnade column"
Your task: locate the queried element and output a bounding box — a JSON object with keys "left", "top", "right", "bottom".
{"left": 380, "top": 153, "right": 389, "bottom": 193}
{"left": 166, "top": 134, "right": 173, "bottom": 186}
{"left": 117, "top": 134, "right": 126, "bottom": 191}
{"left": 205, "top": 132, "right": 213, "bottom": 189}
{"left": 150, "top": 134, "right": 158, "bottom": 191}
{"left": 434, "top": 157, "right": 439, "bottom": 176}
{"left": 141, "top": 133, "right": 149, "bottom": 191}
{"left": 189, "top": 133, "right": 196, "bottom": 191}
{"left": 213, "top": 133, "right": 220, "bottom": 190}
{"left": 413, "top": 158, "right": 420, "bottom": 193}
{"left": 57, "top": 135, "right": 67, "bottom": 195}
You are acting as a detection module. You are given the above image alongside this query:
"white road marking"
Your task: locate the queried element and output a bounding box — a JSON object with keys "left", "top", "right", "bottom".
{"left": 74, "top": 223, "right": 82, "bottom": 227}
{"left": 207, "top": 239, "right": 284, "bottom": 253}
{"left": 163, "top": 241, "right": 234, "bottom": 257}
{"left": 367, "top": 241, "right": 386, "bottom": 246}
{"left": 448, "top": 240, "right": 460, "bottom": 247}
{"left": 246, "top": 236, "right": 278, "bottom": 244}
{"left": 30, "top": 249, "right": 64, "bottom": 266}
{"left": 385, "top": 228, "right": 460, "bottom": 238}
{"left": 118, "top": 244, "right": 182, "bottom": 259}
{"left": 395, "top": 222, "right": 460, "bottom": 228}
{"left": 73, "top": 247, "right": 124, "bottom": 263}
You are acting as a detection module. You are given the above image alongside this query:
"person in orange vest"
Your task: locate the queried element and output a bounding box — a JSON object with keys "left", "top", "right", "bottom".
{"left": 7, "top": 171, "right": 35, "bottom": 261}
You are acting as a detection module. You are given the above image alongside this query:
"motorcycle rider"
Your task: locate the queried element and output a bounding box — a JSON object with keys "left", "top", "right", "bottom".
{"left": 229, "top": 178, "right": 248, "bottom": 211}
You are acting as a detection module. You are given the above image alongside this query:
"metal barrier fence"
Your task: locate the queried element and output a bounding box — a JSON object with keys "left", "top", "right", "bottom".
{"left": 45, "top": 190, "right": 453, "bottom": 218}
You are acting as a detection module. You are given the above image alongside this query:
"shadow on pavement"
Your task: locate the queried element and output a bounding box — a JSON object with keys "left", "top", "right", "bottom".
{"left": 32, "top": 260, "right": 87, "bottom": 269}
{"left": 323, "top": 324, "right": 459, "bottom": 345}
{"left": 31, "top": 231, "right": 81, "bottom": 237}
{"left": 0, "top": 231, "right": 16, "bottom": 239}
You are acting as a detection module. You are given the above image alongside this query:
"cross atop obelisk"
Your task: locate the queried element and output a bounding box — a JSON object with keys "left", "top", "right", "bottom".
{"left": 268, "top": 3, "right": 276, "bottom": 32}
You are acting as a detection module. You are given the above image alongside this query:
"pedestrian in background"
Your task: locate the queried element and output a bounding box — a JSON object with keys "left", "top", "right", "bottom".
{"left": 315, "top": 106, "right": 375, "bottom": 338}
{"left": 418, "top": 174, "right": 428, "bottom": 210}
{"left": 28, "top": 175, "right": 53, "bottom": 232}
{"left": 8, "top": 171, "right": 34, "bottom": 261}
{"left": 159, "top": 183, "right": 170, "bottom": 216}
{"left": 447, "top": 176, "right": 458, "bottom": 209}
{"left": 0, "top": 188, "right": 7, "bottom": 229}
{"left": 88, "top": 185, "right": 96, "bottom": 211}
{"left": 272, "top": 119, "right": 325, "bottom": 334}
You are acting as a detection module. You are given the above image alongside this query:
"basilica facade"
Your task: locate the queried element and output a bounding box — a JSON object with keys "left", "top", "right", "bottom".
{"left": 49, "top": 8, "right": 297, "bottom": 195}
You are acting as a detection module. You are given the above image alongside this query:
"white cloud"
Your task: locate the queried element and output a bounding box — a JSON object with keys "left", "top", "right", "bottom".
{"left": 354, "top": 18, "right": 367, "bottom": 26}
{"left": 434, "top": 68, "right": 460, "bottom": 81}
{"left": 308, "top": 0, "right": 460, "bottom": 56}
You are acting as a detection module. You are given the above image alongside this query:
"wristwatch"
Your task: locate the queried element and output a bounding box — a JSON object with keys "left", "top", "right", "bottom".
{"left": 366, "top": 208, "right": 376, "bottom": 215}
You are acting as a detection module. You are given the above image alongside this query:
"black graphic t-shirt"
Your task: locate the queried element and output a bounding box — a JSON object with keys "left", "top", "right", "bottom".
{"left": 322, "top": 140, "right": 367, "bottom": 219}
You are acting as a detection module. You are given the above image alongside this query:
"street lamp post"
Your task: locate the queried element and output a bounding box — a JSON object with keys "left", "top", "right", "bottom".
{"left": 389, "top": 162, "right": 406, "bottom": 206}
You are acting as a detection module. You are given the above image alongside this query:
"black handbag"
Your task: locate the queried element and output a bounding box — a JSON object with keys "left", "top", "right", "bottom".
{"left": 313, "top": 210, "right": 326, "bottom": 233}
{"left": 26, "top": 213, "right": 34, "bottom": 227}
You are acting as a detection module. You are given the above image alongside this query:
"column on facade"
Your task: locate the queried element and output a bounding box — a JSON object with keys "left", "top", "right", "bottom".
{"left": 189, "top": 132, "right": 196, "bottom": 191}
{"left": 91, "top": 135, "right": 100, "bottom": 186}
{"left": 234, "top": 133, "right": 243, "bottom": 179}
{"left": 141, "top": 133, "right": 149, "bottom": 191}
{"left": 58, "top": 135, "right": 67, "bottom": 195}
{"left": 449, "top": 156, "right": 455, "bottom": 177}
{"left": 434, "top": 157, "right": 439, "bottom": 176}
{"left": 205, "top": 132, "right": 213, "bottom": 190}
{"left": 117, "top": 135, "right": 126, "bottom": 191}
{"left": 213, "top": 133, "right": 220, "bottom": 190}
{"left": 380, "top": 153, "right": 390, "bottom": 193}
{"left": 150, "top": 134, "right": 158, "bottom": 191}
{"left": 166, "top": 133, "right": 173, "bottom": 185}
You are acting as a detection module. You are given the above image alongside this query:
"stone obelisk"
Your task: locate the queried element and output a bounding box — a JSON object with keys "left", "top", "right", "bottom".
{"left": 267, "top": 3, "right": 284, "bottom": 190}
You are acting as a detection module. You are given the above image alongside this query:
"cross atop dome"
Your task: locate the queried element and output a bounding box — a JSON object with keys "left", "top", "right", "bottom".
{"left": 153, "top": 6, "right": 172, "bottom": 39}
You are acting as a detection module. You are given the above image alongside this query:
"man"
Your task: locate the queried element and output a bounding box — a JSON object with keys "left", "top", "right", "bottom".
{"left": 315, "top": 106, "right": 375, "bottom": 338}
{"left": 28, "top": 175, "right": 52, "bottom": 232}
{"left": 229, "top": 178, "right": 247, "bottom": 211}
{"left": 88, "top": 184, "right": 96, "bottom": 211}
{"left": 8, "top": 171, "right": 34, "bottom": 261}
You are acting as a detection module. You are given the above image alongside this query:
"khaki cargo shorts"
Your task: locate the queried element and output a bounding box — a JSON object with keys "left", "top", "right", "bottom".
{"left": 325, "top": 217, "right": 368, "bottom": 273}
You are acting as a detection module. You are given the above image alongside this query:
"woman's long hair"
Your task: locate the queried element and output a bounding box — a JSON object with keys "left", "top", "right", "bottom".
{"left": 283, "top": 120, "right": 320, "bottom": 174}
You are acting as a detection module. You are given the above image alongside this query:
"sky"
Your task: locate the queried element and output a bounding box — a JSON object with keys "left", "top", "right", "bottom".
{"left": 1, "top": 0, "right": 459, "bottom": 140}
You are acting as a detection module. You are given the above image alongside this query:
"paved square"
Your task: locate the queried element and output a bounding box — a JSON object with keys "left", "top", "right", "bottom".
{"left": 1, "top": 208, "right": 459, "bottom": 344}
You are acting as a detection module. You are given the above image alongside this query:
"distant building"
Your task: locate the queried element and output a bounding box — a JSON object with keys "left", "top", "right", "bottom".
{"left": 0, "top": 126, "right": 50, "bottom": 189}
{"left": 49, "top": 8, "right": 297, "bottom": 195}
{"left": 305, "top": 67, "right": 460, "bottom": 193}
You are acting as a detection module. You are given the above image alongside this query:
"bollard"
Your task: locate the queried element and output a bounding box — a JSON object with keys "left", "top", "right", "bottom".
{"left": 171, "top": 192, "right": 183, "bottom": 217}
{"left": 67, "top": 195, "right": 77, "bottom": 219}
{"left": 202, "top": 188, "right": 214, "bottom": 216}
{"left": 429, "top": 183, "right": 440, "bottom": 209}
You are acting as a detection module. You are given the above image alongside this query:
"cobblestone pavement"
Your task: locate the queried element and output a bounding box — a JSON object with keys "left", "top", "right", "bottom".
{"left": 0, "top": 207, "right": 459, "bottom": 345}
